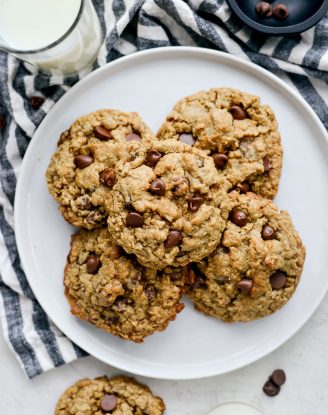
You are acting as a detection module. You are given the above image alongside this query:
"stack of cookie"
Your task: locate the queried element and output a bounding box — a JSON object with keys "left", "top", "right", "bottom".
{"left": 46, "top": 88, "right": 305, "bottom": 343}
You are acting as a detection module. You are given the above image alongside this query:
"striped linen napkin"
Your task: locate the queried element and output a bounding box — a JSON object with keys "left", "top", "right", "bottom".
{"left": 0, "top": 0, "right": 327, "bottom": 378}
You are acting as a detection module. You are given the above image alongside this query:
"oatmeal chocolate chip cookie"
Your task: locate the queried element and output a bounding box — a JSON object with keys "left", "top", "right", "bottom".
{"left": 106, "top": 140, "right": 229, "bottom": 269}
{"left": 64, "top": 227, "right": 184, "bottom": 342}
{"left": 55, "top": 376, "right": 165, "bottom": 415}
{"left": 186, "top": 191, "right": 305, "bottom": 322}
{"left": 46, "top": 109, "right": 154, "bottom": 229}
{"left": 157, "top": 88, "right": 282, "bottom": 199}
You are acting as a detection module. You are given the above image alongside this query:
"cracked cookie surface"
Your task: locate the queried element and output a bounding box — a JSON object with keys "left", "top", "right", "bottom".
{"left": 64, "top": 228, "right": 184, "bottom": 342}
{"left": 46, "top": 109, "right": 154, "bottom": 229}
{"left": 55, "top": 376, "right": 165, "bottom": 415}
{"left": 106, "top": 140, "right": 229, "bottom": 269}
{"left": 186, "top": 192, "right": 305, "bottom": 322}
{"left": 157, "top": 88, "right": 282, "bottom": 199}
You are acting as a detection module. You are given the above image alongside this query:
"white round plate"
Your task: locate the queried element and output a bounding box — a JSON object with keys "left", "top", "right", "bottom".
{"left": 15, "top": 47, "right": 328, "bottom": 380}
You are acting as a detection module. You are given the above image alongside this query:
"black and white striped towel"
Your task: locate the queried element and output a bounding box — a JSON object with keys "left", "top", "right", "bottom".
{"left": 0, "top": 0, "right": 327, "bottom": 379}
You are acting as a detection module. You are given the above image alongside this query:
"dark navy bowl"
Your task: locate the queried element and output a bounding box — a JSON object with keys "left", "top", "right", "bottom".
{"left": 226, "top": 0, "right": 328, "bottom": 35}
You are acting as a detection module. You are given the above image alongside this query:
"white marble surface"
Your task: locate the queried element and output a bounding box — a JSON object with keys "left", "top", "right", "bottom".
{"left": 1, "top": 294, "right": 328, "bottom": 415}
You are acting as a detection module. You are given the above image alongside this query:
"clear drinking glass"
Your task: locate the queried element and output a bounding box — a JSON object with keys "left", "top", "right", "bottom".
{"left": 0, "top": 0, "right": 102, "bottom": 76}
{"left": 207, "top": 402, "right": 263, "bottom": 415}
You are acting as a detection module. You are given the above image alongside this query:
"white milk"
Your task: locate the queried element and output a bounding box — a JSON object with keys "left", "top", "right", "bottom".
{"left": 207, "top": 403, "right": 263, "bottom": 415}
{"left": 0, "top": 0, "right": 81, "bottom": 50}
{"left": 0, "top": 0, "right": 102, "bottom": 75}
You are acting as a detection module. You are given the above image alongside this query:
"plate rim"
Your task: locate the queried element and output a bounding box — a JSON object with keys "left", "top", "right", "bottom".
{"left": 14, "top": 46, "right": 328, "bottom": 380}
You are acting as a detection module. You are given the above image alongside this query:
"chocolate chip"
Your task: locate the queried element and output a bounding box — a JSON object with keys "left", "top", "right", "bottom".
{"left": 74, "top": 154, "right": 93, "bottom": 168}
{"left": 126, "top": 132, "right": 141, "bottom": 141}
{"left": 146, "top": 287, "right": 157, "bottom": 300}
{"left": 270, "top": 369, "right": 286, "bottom": 386}
{"left": 86, "top": 255, "right": 101, "bottom": 274}
{"left": 262, "top": 225, "right": 276, "bottom": 240}
{"left": 149, "top": 178, "right": 165, "bottom": 196}
{"left": 236, "top": 182, "right": 250, "bottom": 194}
{"left": 270, "top": 271, "right": 287, "bottom": 289}
{"left": 185, "top": 267, "right": 197, "bottom": 285}
{"left": 222, "top": 246, "right": 230, "bottom": 254}
{"left": 145, "top": 150, "right": 163, "bottom": 167}
{"left": 126, "top": 212, "right": 144, "bottom": 227}
{"left": 99, "top": 168, "right": 116, "bottom": 188}
{"left": 231, "top": 209, "right": 247, "bottom": 227}
{"left": 176, "top": 303, "right": 185, "bottom": 313}
{"left": 114, "top": 298, "right": 126, "bottom": 312}
{"left": 29, "top": 95, "right": 44, "bottom": 109}
{"left": 263, "top": 156, "right": 271, "bottom": 172}
{"left": 212, "top": 153, "right": 228, "bottom": 169}
{"left": 192, "top": 272, "right": 206, "bottom": 287}
{"left": 170, "top": 271, "right": 183, "bottom": 281}
{"left": 185, "top": 266, "right": 206, "bottom": 287}
{"left": 94, "top": 125, "right": 112, "bottom": 140}
{"left": 215, "top": 276, "right": 229, "bottom": 285}
{"left": 57, "top": 130, "right": 70, "bottom": 145}
{"left": 263, "top": 380, "right": 280, "bottom": 397}
{"left": 130, "top": 272, "right": 141, "bottom": 285}
{"left": 165, "top": 230, "right": 182, "bottom": 248}
{"left": 255, "top": 2, "right": 273, "bottom": 17}
{"left": 101, "top": 394, "right": 117, "bottom": 412}
{"left": 188, "top": 196, "right": 204, "bottom": 212}
{"left": 237, "top": 278, "right": 253, "bottom": 294}
{"left": 194, "top": 275, "right": 206, "bottom": 288}
{"left": 239, "top": 140, "right": 250, "bottom": 151}
{"left": 77, "top": 195, "right": 91, "bottom": 210}
{"left": 172, "top": 176, "right": 189, "bottom": 196}
{"left": 108, "top": 315, "right": 119, "bottom": 325}
{"left": 86, "top": 211, "right": 102, "bottom": 225}
{"left": 273, "top": 3, "right": 289, "bottom": 19}
{"left": 0, "top": 115, "right": 6, "bottom": 130}
{"left": 230, "top": 105, "right": 247, "bottom": 120}
{"left": 179, "top": 133, "right": 196, "bottom": 146}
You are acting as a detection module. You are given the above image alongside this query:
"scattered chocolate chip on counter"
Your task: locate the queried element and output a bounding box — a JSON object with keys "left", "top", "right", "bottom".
{"left": 0, "top": 115, "right": 6, "bottom": 130}
{"left": 29, "top": 95, "right": 45, "bottom": 109}
{"left": 263, "top": 380, "right": 281, "bottom": 397}
{"left": 263, "top": 369, "right": 286, "bottom": 397}
{"left": 270, "top": 369, "right": 286, "bottom": 386}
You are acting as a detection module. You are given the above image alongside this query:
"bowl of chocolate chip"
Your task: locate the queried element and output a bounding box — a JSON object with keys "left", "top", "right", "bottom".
{"left": 226, "top": 0, "right": 328, "bottom": 35}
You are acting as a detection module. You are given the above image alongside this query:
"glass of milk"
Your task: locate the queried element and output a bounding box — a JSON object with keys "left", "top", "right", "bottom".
{"left": 0, "top": 0, "right": 102, "bottom": 75}
{"left": 207, "top": 402, "right": 263, "bottom": 415}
